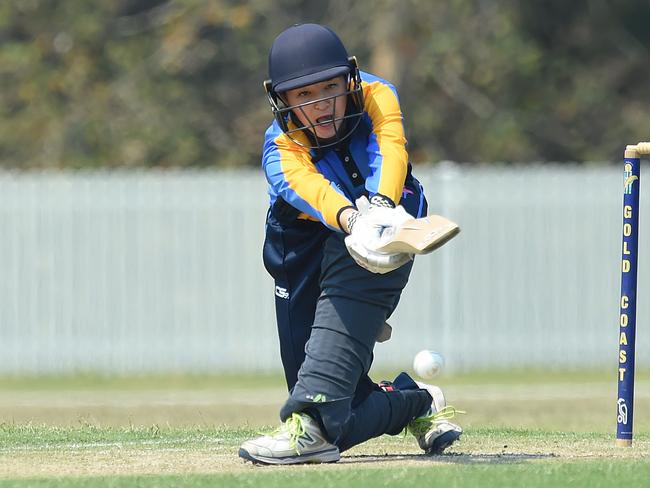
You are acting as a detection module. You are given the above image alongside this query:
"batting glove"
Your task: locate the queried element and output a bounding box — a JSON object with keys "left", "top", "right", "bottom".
{"left": 344, "top": 196, "right": 414, "bottom": 274}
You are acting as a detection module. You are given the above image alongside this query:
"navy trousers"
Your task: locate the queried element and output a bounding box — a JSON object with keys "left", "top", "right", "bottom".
{"left": 262, "top": 177, "right": 430, "bottom": 451}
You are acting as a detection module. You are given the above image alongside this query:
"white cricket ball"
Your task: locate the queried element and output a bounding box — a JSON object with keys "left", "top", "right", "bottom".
{"left": 413, "top": 350, "right": 445, "bottom": 379}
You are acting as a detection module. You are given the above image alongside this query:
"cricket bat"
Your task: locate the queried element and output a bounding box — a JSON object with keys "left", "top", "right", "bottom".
{"left": 374, "top": 215, "right": 460, "bottom": 255}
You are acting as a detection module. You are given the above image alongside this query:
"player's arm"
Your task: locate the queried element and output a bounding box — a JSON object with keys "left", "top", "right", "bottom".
{"left": 361, "top": 77, "right": 409, "bottom": 206}
{"left": 264, "top": 133, "right": 354, "bottom": 232}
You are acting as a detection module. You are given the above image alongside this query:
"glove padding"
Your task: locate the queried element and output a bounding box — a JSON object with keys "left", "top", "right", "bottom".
{"left": 345, "top": 238, "right": 413, "bottom": 273}
{"left": 344, "top": 196, "right": 414, "bottom": 274}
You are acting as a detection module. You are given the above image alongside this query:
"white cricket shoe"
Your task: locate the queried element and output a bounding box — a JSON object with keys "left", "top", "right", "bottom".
{"left": 415, "top": 381, "right": 446, "bottom": 412}
{"left": 408, "top": 382, "right": 463, "bottom": 454}
{"left": 239, "top": 412, "right": 340, "bottom": 465}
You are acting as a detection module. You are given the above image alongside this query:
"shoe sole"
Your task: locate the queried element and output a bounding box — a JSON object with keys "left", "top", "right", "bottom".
{"left": 426, "top": 430, "right": 462, "bottom": 455}
{"left": 238, "top": 447, "right": 340, "bottom": 465}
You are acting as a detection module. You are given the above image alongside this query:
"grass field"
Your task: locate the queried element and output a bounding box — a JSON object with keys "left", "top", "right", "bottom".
{"left": 1, "top": 370, "right": 650, "bottom": 487}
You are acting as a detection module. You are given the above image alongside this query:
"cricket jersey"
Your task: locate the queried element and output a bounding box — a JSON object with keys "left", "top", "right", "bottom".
{"left": 262, "top": 71, "right": 425, "bottom": 231}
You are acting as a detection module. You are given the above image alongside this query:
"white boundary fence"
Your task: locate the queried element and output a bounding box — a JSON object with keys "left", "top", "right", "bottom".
{"left": 0, "top": 164, "right": 647, "bottom": 374}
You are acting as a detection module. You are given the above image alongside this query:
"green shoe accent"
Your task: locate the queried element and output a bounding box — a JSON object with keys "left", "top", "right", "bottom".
{"left": 406, "top": 405, "right": 465, "bottom": 437}
{"left": 263, "top": 413, "right": 307, "bottom": 454}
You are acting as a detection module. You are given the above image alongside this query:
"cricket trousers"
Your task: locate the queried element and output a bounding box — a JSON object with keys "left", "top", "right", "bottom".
{"left": 262, "top": 177, "right": 430, "bottom": 452}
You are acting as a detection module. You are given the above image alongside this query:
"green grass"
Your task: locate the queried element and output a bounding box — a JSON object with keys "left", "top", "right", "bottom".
{"left": 1, "top": 371, "right": 648, "bottom": 487}
{"left": 2, "top": 428, "right": 650, "bottom": 487}
{"left": 0, "top": 424, "right": 250, "bottom": 449}
{"left": 0, "top": 367, "right": 643, "bottom": 391}
{"left": 5, "top": 461, "right": 650, "bottom": 488}
{"left": 0, "top": 373, "right": 288, "bottom": 391}
{"left": 2, "top": 426, "right": 650, "bottom": 487}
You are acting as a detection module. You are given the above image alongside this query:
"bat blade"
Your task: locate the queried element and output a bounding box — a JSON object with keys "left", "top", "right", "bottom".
{"left": 375, "top": 215, "right": 460, "bottom": 255}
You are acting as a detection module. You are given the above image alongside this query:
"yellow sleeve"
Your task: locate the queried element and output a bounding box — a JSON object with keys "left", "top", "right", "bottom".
{"left": 363, "top": 80, "right": 409, "bottom": 204}
{"left": 264, "top": 133, "right": 353, "bottom": 230}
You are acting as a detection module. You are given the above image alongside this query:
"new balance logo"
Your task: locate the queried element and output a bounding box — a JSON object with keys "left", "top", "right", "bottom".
{"left": 297, "top": 431, "right": 315, "bottom": 449}
{"left": 275, "top": 286, "right": 289, "bottom": 299}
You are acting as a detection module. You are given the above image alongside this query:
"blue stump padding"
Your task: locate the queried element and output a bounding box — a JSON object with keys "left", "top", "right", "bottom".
{"left": 617, "top": 156, "right": 641, "bottom": 442}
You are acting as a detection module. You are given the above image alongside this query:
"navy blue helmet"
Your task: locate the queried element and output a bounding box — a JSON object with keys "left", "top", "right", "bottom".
{"left": 264, "top": 24, "right": 364, "bottom": 149}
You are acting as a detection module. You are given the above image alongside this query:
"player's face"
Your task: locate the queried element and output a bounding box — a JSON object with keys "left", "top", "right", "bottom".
{"left": 284, "top": 76, "right": 348, "bottom": 139}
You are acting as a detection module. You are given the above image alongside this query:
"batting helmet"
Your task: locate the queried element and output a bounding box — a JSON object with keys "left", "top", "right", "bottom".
{"left": 264, "top": 23, "right": 364, "bottom": 149}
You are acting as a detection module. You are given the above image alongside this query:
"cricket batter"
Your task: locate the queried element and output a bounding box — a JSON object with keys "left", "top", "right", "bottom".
{"left": 239, "top": 23, "right": 462, "bottom": 465}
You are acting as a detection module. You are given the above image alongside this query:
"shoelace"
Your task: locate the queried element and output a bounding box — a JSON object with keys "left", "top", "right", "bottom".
{"left": 433, "top": 405, "right": 466, "bottom": 421}
{"left": 261, "top": 413, "right": 307, "bottom": 453}
{"left": 406, "top": 405, "right": 466, "bottom": 437}
{"left": 284, "top": 413, "right": 307, "bottom": 452}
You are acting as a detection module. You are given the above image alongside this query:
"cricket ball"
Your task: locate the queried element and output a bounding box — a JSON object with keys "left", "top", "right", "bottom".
{"left": 413, "top": 350, "right": 444, "bottom": 379}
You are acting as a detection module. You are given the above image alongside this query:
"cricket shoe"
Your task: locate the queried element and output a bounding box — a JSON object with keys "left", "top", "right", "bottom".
{"left": 239, "top": 412, "right": 340, "bottom": 465}
{"left": 408, "top": 382, "right": 463, "bottom": 455}
{"left": 416, "top": 381, "right": 446, "bottom": 412}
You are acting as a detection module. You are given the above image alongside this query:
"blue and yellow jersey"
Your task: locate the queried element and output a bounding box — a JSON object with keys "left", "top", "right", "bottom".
{"left": 262, "top": 71, "right": 412, "bottom": 231}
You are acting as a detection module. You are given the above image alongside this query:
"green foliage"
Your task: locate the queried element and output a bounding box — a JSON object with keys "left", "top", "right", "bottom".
{"left": 1, "top": 0, "right": 649, "bottom": 167}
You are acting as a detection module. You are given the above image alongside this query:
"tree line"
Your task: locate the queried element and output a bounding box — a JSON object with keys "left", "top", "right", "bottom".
{"left": 2, "top": 0, "right": 648, "bottom": 168}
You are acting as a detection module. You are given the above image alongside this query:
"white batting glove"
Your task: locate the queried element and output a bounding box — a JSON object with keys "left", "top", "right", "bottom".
{"left": 344, "top": 196, "right": 414, "bottom": 273}
{"left": 345, "top": 234, "right": 413, "bottom": 273}
{"left": 348, "top": 196, "right": 414, "bottom": 249}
